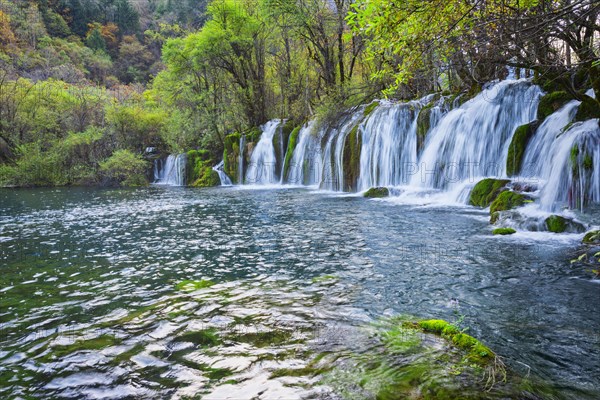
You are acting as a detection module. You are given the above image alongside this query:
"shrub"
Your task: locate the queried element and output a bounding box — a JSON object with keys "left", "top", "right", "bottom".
{"left": 99, "top": 149, "right": 149, "bottom": 186}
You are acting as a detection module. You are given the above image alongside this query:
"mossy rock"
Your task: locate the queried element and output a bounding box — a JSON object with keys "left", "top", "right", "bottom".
{"left": 363, "top": 101, "right": 379, "bottom": 117}
{"left": 532, "top": 76, "right": 562, "bottom": 93}
{"left": 490, "top": 191, "right": 529, "bottom": 220}
{"left": 493, "top": 228, "right": 516, "bottom": 235}
{"left": 223, "top": 132, "right": 242, "bottom": 183}
{"left": 574, "top": 96, "right": 600, "bottom": 122}
{"left": 273, "top": 121, "right": 294, "bottom": 181}
{"left": 545, "top": 215, "right": 568, "bottom": 233}
{"left": 417, "top": 319, "right": 494, "bottom": 365}
{"left": 364, "top": 187, "right": 389, "bottom": 198}
{"left": 537, "top": 91, "right": 573, "bottom": 120}
{"left": 343, "top": 124, "right": 362, "bottom": 191}
{"left": 506, "top": 122, "right": 538, "bottom": 176}
{"left": 583, "top": 230, "right": 600, "bottom": 244}
{"left": 283, "top": 126, "right": 301, "bottom": 180}
{"left": 187, "top": 151, "right": 220, "bottom": 187}
{"left": 469, "top": 178, "right": 510, "bottom": 207}
{"left": 245, "top": 126, "right": 262, "bottom": 143}
{"left": 545, "top": 215, "right": 585, "bottom": 233}
{"left": 416, "top": 105, "right": 432, "bottom": 154}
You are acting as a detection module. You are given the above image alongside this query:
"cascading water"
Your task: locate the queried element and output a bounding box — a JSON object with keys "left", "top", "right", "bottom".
{"left": 357, "top": 101, "right": 420, "bottom": 190}
{"left": 154, "top": 154, "right": 187, "bottom": 186}
{"left": 411, "top": 80, "right": 542, "bottom": 191}
{"left": 286, "top": 121, "right": 321, "bottom": 186}
{"left": 213, "top": 160, "right": 233, "bottom": 186}
{"left": 321, "top": 113, "right": 364, "bottom": 191}
{"left": 537, "top": 119, "right": 600, "bottom": 211}
{"left": 518, "top": 90, "right": 600, "bottom": 212}
{"left": 237, "top": 79, "right": 599, "bottom": 221}
{"left": 519, "top": 100, "right": 579, "bottom": 180}
{"left": 245, "top": 120, "right": 281, "bottom": 185}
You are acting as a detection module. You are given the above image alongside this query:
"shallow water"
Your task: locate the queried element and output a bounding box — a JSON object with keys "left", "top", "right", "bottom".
{"left": 0, "top": 187, "right": 598, "bottom": 399}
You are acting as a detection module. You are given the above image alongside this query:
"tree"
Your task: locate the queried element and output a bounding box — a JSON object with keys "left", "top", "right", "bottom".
{"left": 86, "top": 27, "right": 107, "bottom": 52}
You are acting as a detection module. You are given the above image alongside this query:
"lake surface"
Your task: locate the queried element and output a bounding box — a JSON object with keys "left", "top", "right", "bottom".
{"left": 0, "top": 187, "right": 598, "bottom": 399}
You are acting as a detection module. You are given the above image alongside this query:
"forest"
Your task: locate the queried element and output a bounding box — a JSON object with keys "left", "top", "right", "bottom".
{"left": 0, "top": 0, "right": 598, "bottom": 187}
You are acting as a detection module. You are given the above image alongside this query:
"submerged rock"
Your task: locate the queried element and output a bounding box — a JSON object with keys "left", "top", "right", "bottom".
{"left": 323, "top": 316, "right": 554, "bottom": 399}
{"left": 364, "top": 187, "right": 389, "bottom": 198}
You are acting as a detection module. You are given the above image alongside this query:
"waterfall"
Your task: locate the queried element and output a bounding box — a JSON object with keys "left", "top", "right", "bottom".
{"left": 536, "top": 119, "right": 600, "bottom": 211}
{"left": 213, "top": 160, "right": 233, "bottom": 186}
{"left": 411, "top": 80, "right": 541, "bottom": 191}
{"left": 520, "top": 100, "right": 579, "bottom": 180}
{"left": 235, "top": 79, "right": 599, "bottom": 216}
{"left": 286, "top": 121, "right": 321, "bottom": 186}
{"left": 321, "top": 113, "right": 364, "bottom": 191}
{"left": 154, "top": 154, "right": 187, "bottom": 186}
{"left": 245, "top": 120, "right": 281, "bottom": 185}
{"left": 357, "top": 101, "right": 420, "bottom": 190}
{"left": 518, "top": 89, "right": 600, "bottom": 212}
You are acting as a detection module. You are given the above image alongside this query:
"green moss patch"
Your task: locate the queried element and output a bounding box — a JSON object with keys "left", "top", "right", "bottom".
{"left": 537, "top": 91, "right": 573, "bottom": 120}
{"left": 283, "top": 126, "right": 301, "bottom": 180}
{"left": 544, "top": 215, "right": 585, "bottom": 233}
{"left": 363, "top": 101, "right": 380, "bottom": 117}
{"left": 469, "top": 178, "right": 510, "bottom": 207}
{"left": 545, "top": 215, "right": 568, "bottom": 233}
{"left": 175, "top": 279, "right": 215, "bottom": 291}
{"left": 574, "top": 96, "right": 600, "bottom": 122}
{"left": 364, "top": 187, "right": 389, "bottom": 198}
{"left": 490, "top": 191, "right": 528, "bottom": 215}
{"left": 493, "top": 228, "right": 516, "bottom": 235}
{"left": 187, "top": 150, "right": 221, "bottom": 187}
{"left": 324, "top": 316, "right": 506, "bottom": 400}
{"left": 417, "top": 319, "right": 494, "bottom": 365}
{"left": 223, "top": 132, "right": 242, "bottom": 183}
{"left": 506, "top": 122, "right": 537, "bottom": 176}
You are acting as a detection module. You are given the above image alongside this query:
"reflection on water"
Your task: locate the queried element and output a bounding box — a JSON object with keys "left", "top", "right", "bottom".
{"left": 0, "top": 187, "right": 598, "bottom": 399}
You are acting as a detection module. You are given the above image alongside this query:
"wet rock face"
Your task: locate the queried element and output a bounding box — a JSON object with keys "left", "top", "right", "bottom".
{"left": 343, "top": 125, "right": 362, "bottom": 192}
